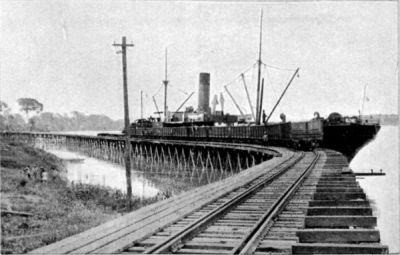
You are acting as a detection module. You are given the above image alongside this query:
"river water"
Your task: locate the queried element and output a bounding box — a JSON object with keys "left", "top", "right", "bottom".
{"left": 349, "top": 126, "right": 399, "bottom": 253}
{"left": 48, "top": 147, "right": 209, "bottom": 199}
{"left": 47, "top": 126, "right": 399, "bottom": 251}
{"left": 48, "top": 150, "right": 160, "bottom": 199}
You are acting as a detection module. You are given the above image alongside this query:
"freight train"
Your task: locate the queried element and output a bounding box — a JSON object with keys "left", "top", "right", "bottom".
{"left": 99, "top": 112, "right": 380, "bottom": 159}
{"left": 100, "top": 118, "right": 324, "bottom": 150}
{"left": 98, "top": 72, "right": 380, "bottom": 158}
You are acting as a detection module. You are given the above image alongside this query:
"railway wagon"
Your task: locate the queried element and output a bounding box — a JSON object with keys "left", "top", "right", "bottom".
{"left": 286, "top": 119, "right": 323, "bottom": 148}
{"left": 162, "top": 127, "right": 173, "bottom": 137}
{"left": 111, "top": 118, "right": 324, "bottom": 150}
{"left": 170, "top": 126, "right": 186, "bottom": 137}
{"left": 208, "top": 125, "right": 265, "bottom": 143}
{"left": 265, "top": 123, "right": 281, "bottom": 141}
{"left": 209, "top": 126, "right": 229, "bottom": 139}
{"left": 264, "top": 122, "right": 290, "bottom": 146}
{"left": 290, "top": 121, "right": 309, "bottom": 141}
{"left": 151, "top": 127, "right": 162, "bottom": 137}
{"left": 249, "top": 125, "right": 265, "bottom": 140}
{"left": 307, "top": 119, "right": 324, "bottom": 141}
{"left": 231, "top": 126, "right": 248, "bottom": 140}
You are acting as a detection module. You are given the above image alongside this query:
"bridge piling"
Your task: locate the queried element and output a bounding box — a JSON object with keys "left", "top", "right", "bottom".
{"left": 1, "top": 132, "right": 276, "bottom": 186}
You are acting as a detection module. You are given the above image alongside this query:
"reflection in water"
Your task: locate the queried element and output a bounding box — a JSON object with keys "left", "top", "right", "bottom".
{"left": 48, "top": 149, "right": 225, "bottom": 199}
{"left": 46, "top": 130, "right": 399, "bottom": 251}
{"left": 350, "top": 126, "right": 399, "bottom": 253}
{"left": 48, "top": 150, "right": 160, "bottom": 198}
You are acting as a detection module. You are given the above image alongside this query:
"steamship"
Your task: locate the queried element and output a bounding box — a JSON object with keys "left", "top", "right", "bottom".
{"left": 106, "top": 12, "right": 380, "bottom": 161}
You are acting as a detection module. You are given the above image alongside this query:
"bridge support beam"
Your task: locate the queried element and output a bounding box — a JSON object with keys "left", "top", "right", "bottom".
{"left": 1, "top": 132, "right": 275, "bottom": 186}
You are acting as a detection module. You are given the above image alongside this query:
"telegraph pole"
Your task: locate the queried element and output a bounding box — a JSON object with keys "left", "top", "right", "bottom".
{"left": 113, "top": 36, "right": 134, "bottom": 211}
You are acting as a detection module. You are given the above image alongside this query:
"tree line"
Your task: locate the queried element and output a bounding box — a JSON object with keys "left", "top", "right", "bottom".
{"left": 0, "top": 98, "right": 123, "bottom": 132}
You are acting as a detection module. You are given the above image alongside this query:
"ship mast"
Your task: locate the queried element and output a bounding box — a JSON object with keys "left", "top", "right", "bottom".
{"left": 360, "top": 84, "right": 367, "bottom": 117}
{"left": 255, "top": 10, "right": 263, "bottom": 125}
{"left": 163, "top": 48, "right": 169, "bottom": 121}
{"left": 140, "top": 90, "right": 143, "bottom": 119}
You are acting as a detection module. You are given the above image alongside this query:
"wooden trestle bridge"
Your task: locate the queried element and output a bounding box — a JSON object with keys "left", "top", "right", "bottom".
{"left": 1, "top": 132, "right": 389, "bottom": 254}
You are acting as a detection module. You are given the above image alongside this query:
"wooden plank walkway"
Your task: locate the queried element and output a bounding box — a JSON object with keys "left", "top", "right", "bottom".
{"left": 30, "top": 147, "right": 294, "bottom": 254}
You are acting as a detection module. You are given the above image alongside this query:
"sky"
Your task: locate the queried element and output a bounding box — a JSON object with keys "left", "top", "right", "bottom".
{"left": 1, "top": 1, "right": 398, "bottom": 122}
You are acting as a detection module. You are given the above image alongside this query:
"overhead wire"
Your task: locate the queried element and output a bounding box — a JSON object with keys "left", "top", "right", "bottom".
{"left": 223, "top": 61, "right": 258, "bottom": 88}
{"left": 169, "top": 84, "right": 190, "bottom": 96}
{"left": 219, "top": 62, "right": 257, "bottom": 116}
{"left": 264, "top": 65, "right": 278, "bottom": 103}
{"left": 261, "top": 62, "right": 296, "bottom": 72}
{"left": 153, "top": 83, "right": 163, "bottom": 96}
{"left": 214, "top": 60, "right": 296, "bottom": 116}
{"left": 221, "top": 61, "right": 259, "bottom": 115}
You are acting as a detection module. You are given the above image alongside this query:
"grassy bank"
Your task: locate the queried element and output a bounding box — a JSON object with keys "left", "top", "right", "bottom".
{"left": 0, "top": 141, "right": 159, "bottom": 254}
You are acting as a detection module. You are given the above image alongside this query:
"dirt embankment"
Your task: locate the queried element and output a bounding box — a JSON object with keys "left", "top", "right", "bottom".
{"left": 0, "top": 141, "right": 158, "bottom": 254}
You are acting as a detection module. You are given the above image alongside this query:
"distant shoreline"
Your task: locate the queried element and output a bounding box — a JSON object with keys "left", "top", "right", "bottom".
{"left": 361, "top": 114, "right": 398, "bottom": 126}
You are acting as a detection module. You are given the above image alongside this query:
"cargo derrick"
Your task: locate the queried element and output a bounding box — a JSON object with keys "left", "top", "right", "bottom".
{"left": 115, "top": 63, "right": 378, "bottom": 160}
{"left": 111, "top": 11, "right": 380, "bottom": 160}
{"left": 113, "top": 61, "right": 378, "bottom": 160}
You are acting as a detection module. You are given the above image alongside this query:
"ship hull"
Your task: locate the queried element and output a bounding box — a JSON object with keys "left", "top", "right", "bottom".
{"left": 322, "top": 123, "right": 380, "bottom": 161}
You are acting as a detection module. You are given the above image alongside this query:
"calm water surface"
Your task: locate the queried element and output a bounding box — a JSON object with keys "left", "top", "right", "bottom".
{"left": 48, "top": 128, "right": 399, "bottom": 251}
{"left": 350, "top": 126, "right": 399, "bottom": 252}
{"left": 48, "top": 150, "right": 160, "bottom": 198}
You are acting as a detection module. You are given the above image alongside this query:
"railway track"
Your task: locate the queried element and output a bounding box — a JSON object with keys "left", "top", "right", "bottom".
{"left": 122, "top": 152, "right": 320, "bottom": 254}
{"left": 243, "top": 151, "right": 327, "bottom": 254}
{"left": 29, "top": 148, "right": 388, "bottom": 254}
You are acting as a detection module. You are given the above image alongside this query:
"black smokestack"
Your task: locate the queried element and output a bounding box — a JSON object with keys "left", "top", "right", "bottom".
{"left": 198, "top": 73, "right": 210, "bottom": 113}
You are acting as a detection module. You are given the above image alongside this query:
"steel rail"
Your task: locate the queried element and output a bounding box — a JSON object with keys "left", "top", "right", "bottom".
{"left": 142, "top": 152, "right": 305, "bottom": 254}
{"left": 109, "top": 152, "right": 297, "bottom": 254}
{"left": 4, "top": 132, "right": 282, "bottom": 156}
{"left": 138, "top": 138, "right": 282, "bottom": 156}
{"left": 65, "top": 153, "right": 297, "bottom": 255}
{"left": 237, "top": 152, "right": 320, "bottom": 254}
